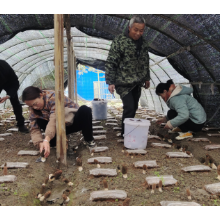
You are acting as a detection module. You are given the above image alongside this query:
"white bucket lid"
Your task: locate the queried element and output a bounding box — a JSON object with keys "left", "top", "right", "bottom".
{"left": 124, "top": 118, "right": 151, "bottom": 126}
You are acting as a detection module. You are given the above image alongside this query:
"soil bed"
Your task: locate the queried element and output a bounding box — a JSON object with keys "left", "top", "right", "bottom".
{"left": 0, "top": 104, "right": 220, "bottom": 206}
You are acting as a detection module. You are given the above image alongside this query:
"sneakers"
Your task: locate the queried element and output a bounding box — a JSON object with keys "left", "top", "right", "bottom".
{"left": 175, "top": 132, "right": 193, "bottom": 140}
{"left": 18, "top": 125, "right": 29, "bottom": 133}
{"left": 83, "top": 140, "right": 97, "bottom": 149}
{"left": 168, "top": 127, "right": 182, "bottom": 134}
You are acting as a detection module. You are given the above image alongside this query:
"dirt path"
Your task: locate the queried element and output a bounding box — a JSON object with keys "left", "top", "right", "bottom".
{"left": 0, "top": 105, "right": 220, "bottom": 206}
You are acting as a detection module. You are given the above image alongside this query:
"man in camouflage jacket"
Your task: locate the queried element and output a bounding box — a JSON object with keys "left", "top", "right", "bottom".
{"left": 105, "top": 15, "right": 150, "bottom": 136}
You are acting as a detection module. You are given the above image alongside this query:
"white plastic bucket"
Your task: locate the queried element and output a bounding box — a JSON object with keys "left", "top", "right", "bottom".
{"left": 92, "top": 100, "right": 108, "bottom": 120}
{"left": 124, "top": 118, "right": 151, "bottom": 149}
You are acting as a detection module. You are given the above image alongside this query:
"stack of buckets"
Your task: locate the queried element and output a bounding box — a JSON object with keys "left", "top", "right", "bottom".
{"left": 92, "top": 99, "right": 151, "bottom": 149}
{"left": 92, "top": 99, "right": 108, "bottom": 120}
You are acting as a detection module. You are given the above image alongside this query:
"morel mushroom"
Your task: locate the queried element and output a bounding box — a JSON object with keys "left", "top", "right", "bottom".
{"left": 142, "top": 164, "right": 147, "bottom": 174}
{"left": 76, "top": 157, "right": 83, "bottom": 172}
{"left": 186, "top": 188, "right": 191, "bottom": 200}
{"left": 103, "top": 179, "right": 108, "bottom": 190}
{"left": 122, "top": 165, "right": 128, "bottom": 179}
{"left": 3, "top": 162, "right": 7, "bottom": 175}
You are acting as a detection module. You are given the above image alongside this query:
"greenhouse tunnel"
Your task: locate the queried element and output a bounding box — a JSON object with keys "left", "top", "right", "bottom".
{"left": 0, "top": 14, "right": 219, "bottom": 126}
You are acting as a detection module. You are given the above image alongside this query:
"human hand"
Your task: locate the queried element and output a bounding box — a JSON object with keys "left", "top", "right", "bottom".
{"left": 0, "top": 96, "right": 9, "bottom": 104}
{"left": 156, "top": 117, "right": 167, "bottom": 125}
{"left": 39, "top": 140, "right": 50, "bottom": 158}
{"left": 108, "top": 84, "right": 115, "bottom": 94}
{"left": 164, "top": 123, "right": 170, "bottom": 130}
{"left": 144, "top": 81, "right": 150, "bottom": 89}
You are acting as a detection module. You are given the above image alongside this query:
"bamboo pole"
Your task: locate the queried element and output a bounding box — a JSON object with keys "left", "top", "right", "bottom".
{"left": 67, "top": 40, "right": 75, "bottom": 100}
{"left": 64, "top": 14, "right": 75, "bottom": 101}
{"left": 72, "top": 48, "right": 76, "bottom": 103}
{"left": 54, "top": 14, "right": 67, "bottom": 165}
{"left": 74, "top": 56, "right": 78, "bottom": 104}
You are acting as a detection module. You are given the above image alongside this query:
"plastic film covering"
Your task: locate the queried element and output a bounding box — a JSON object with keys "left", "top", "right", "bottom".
{"left": 204, "top": 182, "right": 220, "bottom": 195}
{"left": 145, "top": 175, "right": 177, "bottom": 186}
{"left": 1, "top": 162, "right": 29, "bottom": 168}
{"left": 181, "top": 165, "right": 212, "bottom": 172}
{"left": 89, "top": 146, "right": 109, "bottom": 153}
{"left": 0, "top": 175, "right": 17, "bottom": 183}
{"left": 0, "top": 14, "right": 219, "bottom": 127}
{"left": 166, "top": 152, "right": 191, "bottom": 158}
{"left": 87, "top": 157, "right": 112, "bottom": 164}
{"left": 89, "top": 168, "right": 117, "bottom": 176}
{"left": 204, "top": 145, "right": 220, "bottom": 150}
{"left": 160, "top": 201, "right": 201, "bottom": 206}
{"left": 133, "top": 160, "right": 158, "bottom": 168}
{"left": 90, "top": 190, "right": 127, "bottom": 201}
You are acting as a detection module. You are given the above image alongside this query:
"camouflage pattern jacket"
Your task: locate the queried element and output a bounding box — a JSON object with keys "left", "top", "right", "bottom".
{"left": 105, "top": 33, "right": 150, "bottom": 98}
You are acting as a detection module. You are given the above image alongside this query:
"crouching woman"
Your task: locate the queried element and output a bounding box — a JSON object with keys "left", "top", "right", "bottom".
{"left": 156, "top": 80, "right": 206, "bottom": 140}
{"left": 22, "top": 86, "right": 96, "bottom": 158}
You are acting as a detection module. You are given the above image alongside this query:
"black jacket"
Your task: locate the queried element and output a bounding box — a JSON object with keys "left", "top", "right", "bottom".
{"left": 0, "top": 60, "right": 19, "bottom": 98}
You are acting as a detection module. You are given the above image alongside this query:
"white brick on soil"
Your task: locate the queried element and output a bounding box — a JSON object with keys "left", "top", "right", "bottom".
{"left": 0, "top": 133, "right": 12, "bottom": 137}
{"left": 151, "top": 143, "right": 171, "bottom": 148}
{"left": 90, "top": 190, "right": 127, "bottom": 201}
{"left": 1, "top": 162, "right": 29, "bottom": 169}
{"left": 181, "top": 165, "right": 212, "bottom": 172}
{"left": 145, "top": 175, "right": 177, "bottom": 186}
{"left": 133, "top": 160, "right": 158, "bottom": 168}
{"left": 17, "top": 150, "right": 40, "bottom": 156}
{"left": 88, "top": 157, "right": 112, "bottom": 164}
{"left": 0, "top": 175, "right": 17, "bottom": 183}
{"left": 204, "top": 145, "right": 220, "bottom": 150}
{"left": 93, "top": 135, "right": 106, "bottom": 140}
{"left": 160, "top": 201, "right": 200, "bottom": 206}
{"left": 89, "top": 146, "right": 108, "bottom": 153}
{"left": 89, "top": 168, "right": 117, "bottom": 176}
{"left": 7, "top": 128, "right": 18, "bottom": 132}
{"left": 166, "top": 152, "right": 191, "bottom": 158}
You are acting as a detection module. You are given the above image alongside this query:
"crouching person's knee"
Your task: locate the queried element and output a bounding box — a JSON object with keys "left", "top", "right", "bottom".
{"left": 78, "top": 105, "right": 92, "bottom": 114}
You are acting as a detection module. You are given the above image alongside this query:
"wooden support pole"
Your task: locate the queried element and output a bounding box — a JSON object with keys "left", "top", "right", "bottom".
{"left": 67, "top": 40, "right": 75, "bottom": 100}
{"left": 72, "top": 48, "right": 76, "bottom": 103}
{"left": 64, "top": 14, "right": 75, "bottom": 101}
{"left": 74, "top": 56, "right": 78, "bottom": 104}
{"left": 54, "top": 14, "right": 67, "bottom": 165}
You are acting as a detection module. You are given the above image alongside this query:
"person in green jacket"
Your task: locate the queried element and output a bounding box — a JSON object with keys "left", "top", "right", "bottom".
{"left": 156, "top": 79, "right": 206, "bottom": 140}
{"left": 105, "top": 15, "right": 150, "bottom": 137}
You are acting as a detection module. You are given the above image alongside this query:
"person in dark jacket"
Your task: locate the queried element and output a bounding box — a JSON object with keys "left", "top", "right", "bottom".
{"left": 0, "top": 60, "right": 29, "bottom": 133}
{"left": 105, "top": 15, "right": 150, "bottom": 137}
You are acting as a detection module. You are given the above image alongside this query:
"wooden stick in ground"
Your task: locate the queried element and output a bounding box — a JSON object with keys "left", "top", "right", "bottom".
{"left": 54, "top": 14, "right": 67, "bottom": 165}
{"left": 74, "top": 56, "right": 77, "bottom": 104}
{"left": 64, "top": 14, "right": 74, "bottom": 101}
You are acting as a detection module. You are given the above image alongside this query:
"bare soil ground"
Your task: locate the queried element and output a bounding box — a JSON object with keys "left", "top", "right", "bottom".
{"left": 1, "top": 104, "right": 220, "bottom": 206}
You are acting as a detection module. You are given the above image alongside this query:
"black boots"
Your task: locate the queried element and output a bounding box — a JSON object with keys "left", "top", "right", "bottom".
{"left": 18, "top": 125, "right": 29, "bottom": 133}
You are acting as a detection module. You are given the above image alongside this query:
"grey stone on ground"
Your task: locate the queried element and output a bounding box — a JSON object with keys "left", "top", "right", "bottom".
{"left": 17, "top": 150, "right": 39, "bottom": 156}
{"left": 181, "top": 165, "right": 211, "bottom": 172}
{"left": 88, "top": 157, "right": 112, "bottom": 164}
{"left": 160, "top": 201, "right": 200, "bottom": 206}
{"left": 90, "top": 190, "right": 127, "bottom": 201}
{"left": 89, "top": 168, "right": 117, "bottom": 176}
{"left": 0, "top": 175, "right": 17, "bottom": 183}
{"left": 1, "top": 162, "right": 29, "bottom": 169}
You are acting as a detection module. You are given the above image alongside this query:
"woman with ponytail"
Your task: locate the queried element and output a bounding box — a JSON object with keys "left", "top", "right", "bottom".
{"left": 155, "top": 80, "right": 206, "bottom": 140}
{"left": 22, "top": 86, "right": 96, "bottom": 158}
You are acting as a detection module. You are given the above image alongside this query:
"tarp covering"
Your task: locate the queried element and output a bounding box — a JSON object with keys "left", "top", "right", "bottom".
{"left": 0, "top": 14, "right": 219, "bottom": 126}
